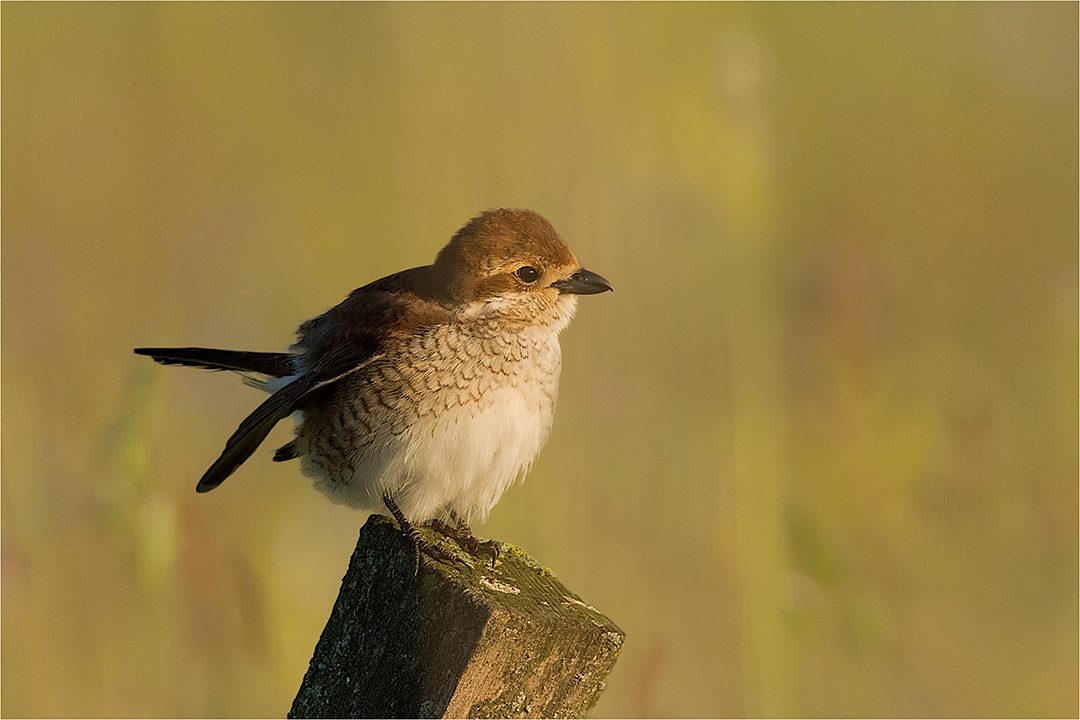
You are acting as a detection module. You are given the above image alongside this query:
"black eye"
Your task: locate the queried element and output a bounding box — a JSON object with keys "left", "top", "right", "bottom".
{"left": 516, "top": 266, "right": 540, "bottom": 283}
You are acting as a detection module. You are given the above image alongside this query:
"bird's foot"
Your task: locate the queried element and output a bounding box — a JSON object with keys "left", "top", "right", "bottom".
{"left": 430, "top": 517, "right": 500, "bottom": 568}
{"left": 382, "top": 496, "right": 464, "bottom": 575}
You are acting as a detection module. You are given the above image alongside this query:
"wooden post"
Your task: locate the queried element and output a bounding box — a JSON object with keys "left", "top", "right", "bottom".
{"left": 289, "top": 514, "right": 624, "bottom": 719}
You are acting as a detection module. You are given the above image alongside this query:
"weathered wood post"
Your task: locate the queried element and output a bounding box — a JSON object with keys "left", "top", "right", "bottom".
{"left": 289, "top": 514, "right": 624, "bottom": 719}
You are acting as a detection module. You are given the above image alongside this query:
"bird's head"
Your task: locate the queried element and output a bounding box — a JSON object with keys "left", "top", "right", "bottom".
{"left": 432, "top": 208, "right": 612, "bottom": 329}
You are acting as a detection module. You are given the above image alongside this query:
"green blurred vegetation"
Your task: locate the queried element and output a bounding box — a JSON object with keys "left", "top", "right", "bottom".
{"left": 2, "top": 3, "right": 1076, "bottom": 717}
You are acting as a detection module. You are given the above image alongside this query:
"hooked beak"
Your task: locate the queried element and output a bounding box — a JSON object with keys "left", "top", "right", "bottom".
{"left": 552, "top": 268, "right": 613, "bottom": 295}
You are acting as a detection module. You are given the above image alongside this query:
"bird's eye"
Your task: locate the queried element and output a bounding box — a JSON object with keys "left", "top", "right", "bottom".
{"left": 516, "top": 266, "right": 540, "bottom": 283}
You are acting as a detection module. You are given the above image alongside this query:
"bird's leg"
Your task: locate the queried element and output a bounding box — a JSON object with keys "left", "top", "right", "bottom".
{"left": 429, "top": 511, "right": 500, "bottom": 568}
{"left": 382, "top": 494, "right": 460, "bottom": 575}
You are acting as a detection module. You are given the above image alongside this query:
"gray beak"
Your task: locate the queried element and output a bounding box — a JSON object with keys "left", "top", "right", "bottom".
{"left": 552, "top": 268, "right": 613, "bottom": 295}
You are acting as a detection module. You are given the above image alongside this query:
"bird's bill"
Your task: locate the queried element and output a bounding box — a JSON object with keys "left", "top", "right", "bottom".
{"left": 552, "top": 268, "right": 613, "bottom": 295}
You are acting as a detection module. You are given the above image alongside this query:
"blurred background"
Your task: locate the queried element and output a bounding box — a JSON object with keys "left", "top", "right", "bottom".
{"left": 3, "top": 3, "right": 1076, "bottom": 717}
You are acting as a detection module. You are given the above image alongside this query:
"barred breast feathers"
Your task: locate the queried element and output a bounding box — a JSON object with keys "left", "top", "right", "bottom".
{"left": 297, "top": 315, "right": 564, "bottom": 523}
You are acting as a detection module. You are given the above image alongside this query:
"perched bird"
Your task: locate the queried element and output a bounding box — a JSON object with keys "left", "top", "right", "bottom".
{"left": 135, "top": 208, "right": 611, "bottom": 568}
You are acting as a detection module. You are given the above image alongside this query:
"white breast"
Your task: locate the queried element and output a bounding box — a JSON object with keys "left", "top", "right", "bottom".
{"left": 388, "top": 379, "right": 557, "bottom": 522}
{"left": 301, "top": 325, "right": 563, "bottom": 524}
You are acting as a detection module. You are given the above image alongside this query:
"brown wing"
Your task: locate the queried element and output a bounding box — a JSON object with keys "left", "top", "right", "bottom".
{"left": 196, "top": 265, "right": 452, "bottom": 492}
{"left": 293, "top": 266, "right": 449, "bottom": 383}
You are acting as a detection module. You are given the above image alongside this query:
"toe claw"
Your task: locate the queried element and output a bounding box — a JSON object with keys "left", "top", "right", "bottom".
{"left": 429, "top": 515, "right": 500, "bottom": 566}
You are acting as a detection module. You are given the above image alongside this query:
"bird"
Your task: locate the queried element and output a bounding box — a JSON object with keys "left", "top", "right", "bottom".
{"left": 135, "top": 208, "right": 612, "bottom": 569}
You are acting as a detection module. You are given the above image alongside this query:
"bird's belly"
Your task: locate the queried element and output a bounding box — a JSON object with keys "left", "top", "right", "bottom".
{"left": 296, "top": 360, "right": 560, "bottom": 524}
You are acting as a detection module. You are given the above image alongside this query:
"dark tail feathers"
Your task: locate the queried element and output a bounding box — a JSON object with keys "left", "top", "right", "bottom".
{"left": 273, "top": 441, "right": 299, "bottom": 462}
{"left": 134, "top": 347, "right": 296, "bottom": 377}
{"left": 194, "top": 376, "right": 313, "bottom": 492}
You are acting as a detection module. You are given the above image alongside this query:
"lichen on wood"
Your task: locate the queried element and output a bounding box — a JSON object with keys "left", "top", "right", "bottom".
{"left": 290, "top": 514, "right": 624, "bottom": 719}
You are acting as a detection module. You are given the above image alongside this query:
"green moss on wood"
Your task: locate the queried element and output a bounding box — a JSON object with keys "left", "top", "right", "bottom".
{"left": 290, "top": 514, "right": 623, "bottom": 719}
